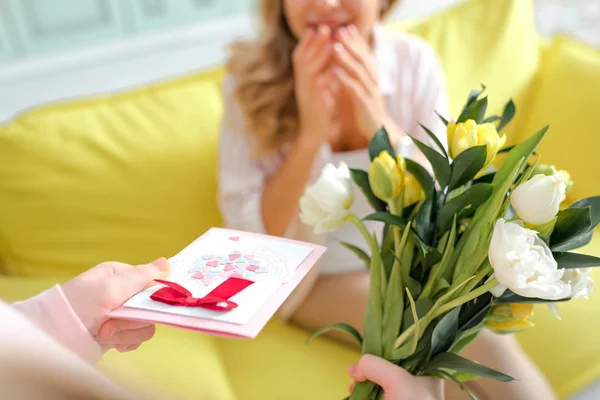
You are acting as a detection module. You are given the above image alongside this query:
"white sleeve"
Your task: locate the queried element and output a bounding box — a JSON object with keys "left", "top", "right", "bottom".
{"left": 410, "top": 42, "right": 451, "bottom": 152}
{"left": 217, "top": 75, "right": 268, "bottom": 234}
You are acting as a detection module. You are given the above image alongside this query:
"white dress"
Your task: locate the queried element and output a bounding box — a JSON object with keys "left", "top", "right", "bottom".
{"left": 218, "top": 24, "right": 449, "bottom": 312}
{"left": 322, "top": 138, "right": 416, "bottom": 274}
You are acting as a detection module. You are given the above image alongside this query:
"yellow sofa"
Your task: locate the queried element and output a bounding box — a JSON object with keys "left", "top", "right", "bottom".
{"left": 1, "top": 0, "right": 599, "bottom": 398}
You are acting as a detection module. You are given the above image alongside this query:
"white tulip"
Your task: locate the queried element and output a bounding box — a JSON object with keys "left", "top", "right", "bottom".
{"left": 562, "top": 268, "right": 594, "bottom": 299}
{"left": 488, "top": 219, "right": 571, "bottom": 300}
{"left": 299, "top": 162, "right": 355, "bottom": 234}
{"left": 511, "top": 174, "right": 566, "bottom": 225}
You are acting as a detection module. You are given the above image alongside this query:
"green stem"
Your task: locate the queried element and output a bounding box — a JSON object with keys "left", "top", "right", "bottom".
{"left": 350, "top": 215, "right": 380, "bottom": 274}
{"left": 458, "top": 260, "right": 493, "bottom": 298}
{"left": 435, "top": 278, "right": 498, "bottom": 318}
{"left": 349, "top": 380, "right": 379, "bottom": 400}
{"left": 389, "top": 201, "right": 405, "bottom": 280}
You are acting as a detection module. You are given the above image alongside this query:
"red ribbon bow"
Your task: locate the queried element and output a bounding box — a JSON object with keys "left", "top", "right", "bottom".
{"left": 150, "top": 278, "right": 254, "bottom": 311}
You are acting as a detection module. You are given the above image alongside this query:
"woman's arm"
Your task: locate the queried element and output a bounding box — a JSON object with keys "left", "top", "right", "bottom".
{"left": 218, "top": 75, "right": 325, "bottom": 237}
{"left": 12, "top": 285, "right": 103, "bottom": 364}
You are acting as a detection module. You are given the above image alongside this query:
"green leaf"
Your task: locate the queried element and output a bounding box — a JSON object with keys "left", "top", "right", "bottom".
{"left": 572, "top": 196, "right": 600, "bottom": 231}
{"left": 448, "top": 146, "right": 487, "bottom": 191}
{"left": 402, "top": 298, "right": 434, "bottom": 332}
{"left": 433, "top": 278, "right": 451, "bottom": 298}
{"left": 465, "top": 85, "right": 486, "bottom": 107}
{"left": 495, "top": 290, "right": 571, "bottom": 304}
{"left": 482, "top": 116, "right": 501, "bottom": 123}
{"left": 554, "top": 252, "right": 600, "bottom": 269}
{"left": 416, "top": 189, "right": 437, "bottom": 245}
{"left": 473, "top": 172, "right": 495, "bottom": 184}
{"left": 457, "top": 96, "right": 488, "bottom": 124}
{"left": 410, "top": 134, "right": 451, "bottom": 188}
{"left": 550, "top": 207, "right": 593, "bottom": 251}
{"left": 492, "top": 126, "right": 548, "bottom": 186}
{"left": 363, "top": 212, "right": 430, "bottom": 256}
{"left": 498, "top": 99, "right": 516, "bottom": 132}
{"left": 419, "top": 123, "right": 449, "bottom": 159}
{"left": 381, "top": 225, "right": 395, "bottom": 279}
{"left": 382, "top": 224, "right": 410, "bottom": 357}
{"left": 339, "top": 241, "right": 370, "bottom": 267}
{"left": 449, "top": 321, "right": 486, "bottom": 355}
{"left": 423, "top": 352, "right": 515, "bottom": 382}
{"left": 369, "top": 127, "right": 396, "bottom": 161}
{"left": 406, "top": 158, "right": 435, "bottom": 195}
{"left": 307, "top": 322, "right": 363, "bottom": 345}
{"left": 458, "top": 292, "right": 493, "bottom": 331}
{"left": 424, "top": 248, "right": 443, "bottom": 270}
{"left": 437, "top": 184, "right": 494, "bottom": 235}
{"left": 436, "top": 111, "right": 449, "bottom": 126}
{"left": 432, "top": 370, "right": 479, "bottom": 400}
{"left": 498, "top": 145, "right": 516, "bottom": 154}
{"left": 350, "top": 168, "right": 386, "bottom": 212}
{"left": 431, "top": 307, "right": 460, "bottom": 357}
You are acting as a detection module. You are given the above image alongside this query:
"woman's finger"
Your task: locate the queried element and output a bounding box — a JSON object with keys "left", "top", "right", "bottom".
{"left": 334, "top": 67, "right": 367, "bottom": 103}
{"left": 97, "top": 325, "right": 156, "bottom": 345}
{"left": 97, "top": 319, "right": 155, "bottom": 340}
{"left": 333, "top": 42, "right": 371, "bottom": 91}
{"left": 337, "top": 26, "right": 378, "bottom": 84}
{"left": 350, "top": 355, "right": 408, "bottom": 394}
{"left": 304, "top": 25, "right": 331, "bottom": 63}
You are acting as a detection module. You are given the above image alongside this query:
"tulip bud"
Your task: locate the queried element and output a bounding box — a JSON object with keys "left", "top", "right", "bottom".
{"left": 533, "top": 164, "right": 574, "bottom": 194}
{"left": 447, "top": 119, "right": 506, "bottom": 170}
{"left": 403, "top": 174, "right": 425, "bottom": 207}
{"left": 511, "top": 174, "right": 566, "bottom": 225}
{"left": 369, "top": 151, "right": 405, "bottom": 202}
{"left": 487, "top": 304, "right": 535, "bottom": 334}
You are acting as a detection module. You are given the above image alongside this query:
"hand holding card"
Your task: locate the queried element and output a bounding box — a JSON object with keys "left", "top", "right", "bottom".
{"left": 110, "top": 228, "right": 326, "bottom": 339}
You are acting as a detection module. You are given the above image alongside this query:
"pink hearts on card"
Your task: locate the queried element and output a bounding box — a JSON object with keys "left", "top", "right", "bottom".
{"left": 206, "top": 261, "right": 219, "bottom": 267}
{"left": 224, "top": 264, "right": 236, "bottom": 271}
{"left": 229, "top": 255, "right": 241, "bottom": 261}
{"left": 229, "top": 236, "right": 240, "bottom": 241}
{"left": 243, "top": 254, "right": 254, "bottom": 260}
{"left": 201, "top": 278, "right": 212, "bottom": 286}
{"left": 230, "top": 273, "right": 243, "bottom": 279}
{"left": 191, "top": 272, "right": 204, "bottom": 280}
{"left": 246, "top": 265, "right": 259, "bottom": 272}
{"left": 219, "top": 271, "right": 230, "bottom": 277}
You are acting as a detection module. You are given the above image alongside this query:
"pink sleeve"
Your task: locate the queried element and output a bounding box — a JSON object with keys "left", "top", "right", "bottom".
{"left": 13, "top": 285, "right": 103, "bottom": 364}
{"left": 218, "top": 74, "right": 268, "bottom": 234}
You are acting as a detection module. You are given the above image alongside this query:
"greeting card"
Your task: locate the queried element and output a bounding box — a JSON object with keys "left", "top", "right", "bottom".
{"left": 110, "top": 228, "right": 326, "bottom": 338}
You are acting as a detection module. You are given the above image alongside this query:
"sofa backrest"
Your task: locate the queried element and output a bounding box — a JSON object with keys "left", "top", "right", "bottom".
{"left": 0, "top": 0, "right": 544, "bottom": 277}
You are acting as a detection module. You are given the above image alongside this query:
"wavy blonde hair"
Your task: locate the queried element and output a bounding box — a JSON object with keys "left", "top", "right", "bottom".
{"left": 228, "top": 0, "right": 399, "bottom": 155}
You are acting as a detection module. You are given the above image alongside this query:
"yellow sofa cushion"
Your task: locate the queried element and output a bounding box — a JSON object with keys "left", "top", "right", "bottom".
{"left": 217, "top": 320, "right": 359, "bottom": 400}
{"left": 0, "top": 69, "right": 224, "bottom": 277}
{"left": 516, "top": 36, "right": 600, "bottom": 202}
{"left": 403, "top": 0, "right": 540, "bottom": 132}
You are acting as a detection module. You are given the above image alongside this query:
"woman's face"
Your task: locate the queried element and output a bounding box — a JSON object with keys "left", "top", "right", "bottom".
{"left": 282, "top": 0, "right": 382, "bottom": 41}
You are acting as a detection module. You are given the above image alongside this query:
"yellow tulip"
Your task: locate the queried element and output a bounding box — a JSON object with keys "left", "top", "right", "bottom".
{"left": 447, "top": 119, "right": 506, "bottom": 170}
{"left": 486, "top": 304, "right": 535, "bottom": 334}
{"left": 369, "top": 151, "right": 405, "bottom": 202}
{"left": 403, "top": 174, "right": 425, "bottom": 206}
{"left": 396, "top": 154, "right": 407, "bottom": 174}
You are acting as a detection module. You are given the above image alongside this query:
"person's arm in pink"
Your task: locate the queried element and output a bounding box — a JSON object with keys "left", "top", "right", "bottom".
{"left": 13, "top": 285, "right": 103, "bottom": 364}
{"left": 12, "top": 258, "right": 170, "bottom": 364}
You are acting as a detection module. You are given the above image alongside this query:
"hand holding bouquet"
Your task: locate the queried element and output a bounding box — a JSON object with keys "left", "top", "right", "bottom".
{"left": 301, "top": 87, "right": 599, "bottom": 399}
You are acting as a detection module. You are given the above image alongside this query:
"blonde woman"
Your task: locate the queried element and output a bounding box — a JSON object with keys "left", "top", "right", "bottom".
{"left": 218, "top": 1, "right": 557, "bottom": 398}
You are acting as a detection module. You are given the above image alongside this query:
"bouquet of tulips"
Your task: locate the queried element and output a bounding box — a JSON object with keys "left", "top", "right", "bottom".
{"left": 300, "top": 87, "right": 600, "bottom": 399}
